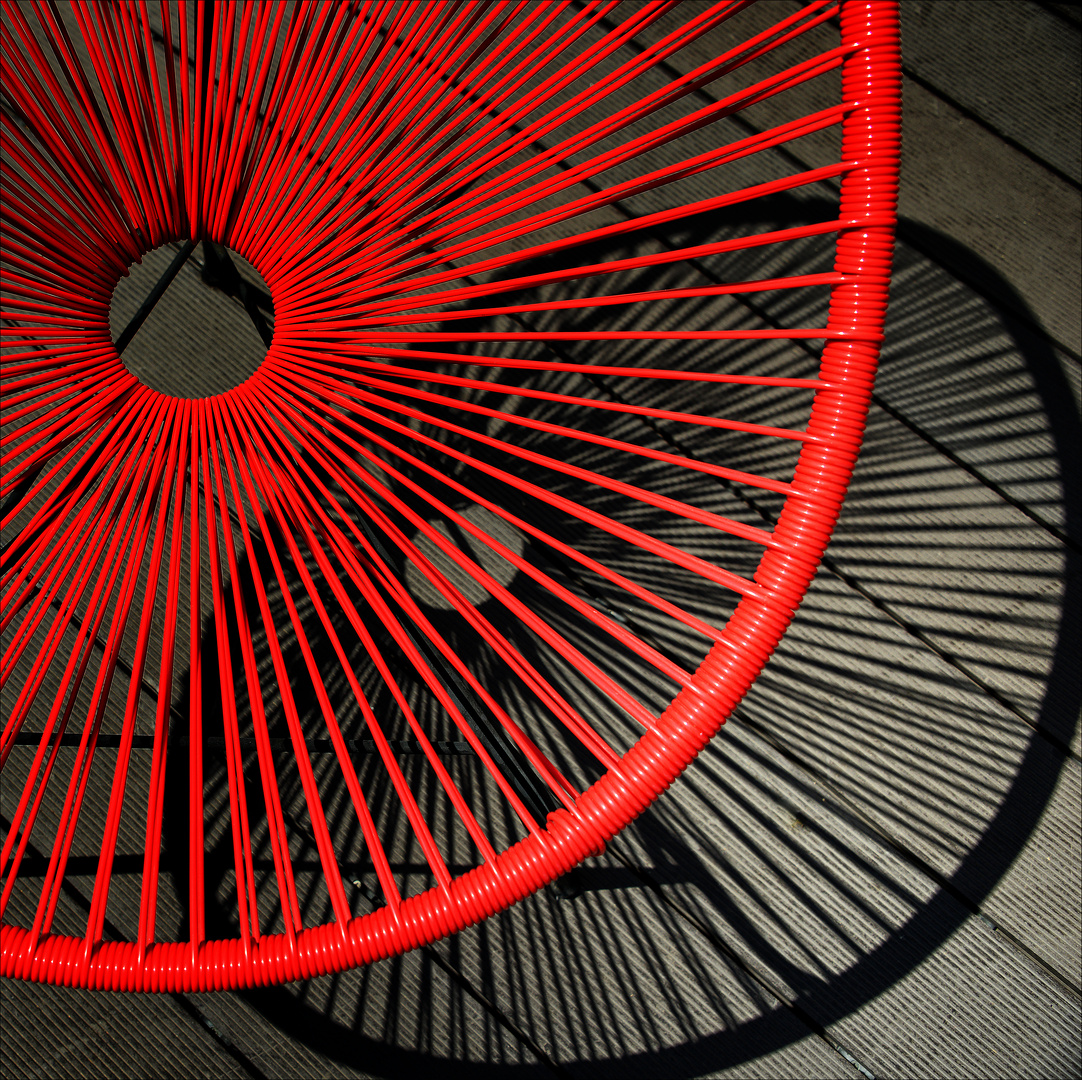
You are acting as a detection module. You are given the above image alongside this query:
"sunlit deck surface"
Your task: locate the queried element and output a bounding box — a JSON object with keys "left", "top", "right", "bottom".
{"left": 2, "top": 3, "right": 1079, "bottom": 1077}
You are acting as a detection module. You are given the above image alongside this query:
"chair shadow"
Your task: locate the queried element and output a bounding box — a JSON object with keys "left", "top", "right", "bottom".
{"left": 148, "top": 193, "right": 1080, "bottom": 1076}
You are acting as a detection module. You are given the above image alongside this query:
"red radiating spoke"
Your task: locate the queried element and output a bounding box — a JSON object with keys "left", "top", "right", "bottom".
{"left": 260, "top": 362, "right": 768, "bottom": 596}
{"left": 244, "top": 378, "right": 643, "bottom": 758}
{"left": 214, "top": 394, "right": 454, "bottom": 900}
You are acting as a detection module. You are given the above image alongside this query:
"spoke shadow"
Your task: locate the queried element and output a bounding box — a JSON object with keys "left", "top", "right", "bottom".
{"left": 165, "top": 197, "right": 1078, "bottom": 1074}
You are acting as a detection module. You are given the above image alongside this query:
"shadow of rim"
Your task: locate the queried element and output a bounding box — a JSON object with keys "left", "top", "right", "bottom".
{"left": 229, "top": 214, "right": 1079, "bottom": 1076}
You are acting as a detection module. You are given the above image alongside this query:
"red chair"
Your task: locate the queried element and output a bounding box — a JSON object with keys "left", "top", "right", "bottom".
{"left": 0, "top": 0, "right": 900, "bottom": 990}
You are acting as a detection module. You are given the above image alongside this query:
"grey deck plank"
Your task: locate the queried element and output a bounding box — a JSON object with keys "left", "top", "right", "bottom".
{"left": 817, "top": 910, "right": 1080, "bottom": 1080}
{"left": 0, "top": 979, "right": 252, "bottom": 1080}
{"left": 178, "top": 873, "right": 861, "bottom": 1079}
{"left": 734, "top": 571, "right": 1081, "bottom": 988}
{"left": 420, "top": 867, "right": 863, "bottom": 1079}
{"left": 900, "top": 0, "right": 1081, "bottom": 184}
{"left": 824, "top": 403, "right": 1071, "bottom": 739}
{"left": 877, "top": 241, "right": 1081, "bottom": 546}
{"left": 897, "top": 73, "right": 1082, "bottom": 357}
{"left": 189, "top": 948, "right": 551, "bottom": 1079}
{"left": 978, "top": 753, "right": 1082, "bottom": 991}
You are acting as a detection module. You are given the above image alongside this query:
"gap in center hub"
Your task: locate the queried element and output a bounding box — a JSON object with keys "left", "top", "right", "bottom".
{"left": 110, "top": 240, "right": 274, "bottom": 399}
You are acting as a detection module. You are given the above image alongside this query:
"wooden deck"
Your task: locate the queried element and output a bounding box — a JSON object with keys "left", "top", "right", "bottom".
{"left": 2, "top": 3, "right": 1079, "bottom": 1077}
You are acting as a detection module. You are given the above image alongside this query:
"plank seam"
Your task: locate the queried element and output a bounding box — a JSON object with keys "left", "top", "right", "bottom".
{"left": 350, "top": 880, "right": 572, "bottom": 1078}
{"left": 899, "top": 65, "right": 1080, "bottom": 192}
{"left": 604, "top": 839, "right": 878, "bottom": 1080}
{"left": 727, "top": 712, "right": 1082, "bottom": 1002}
